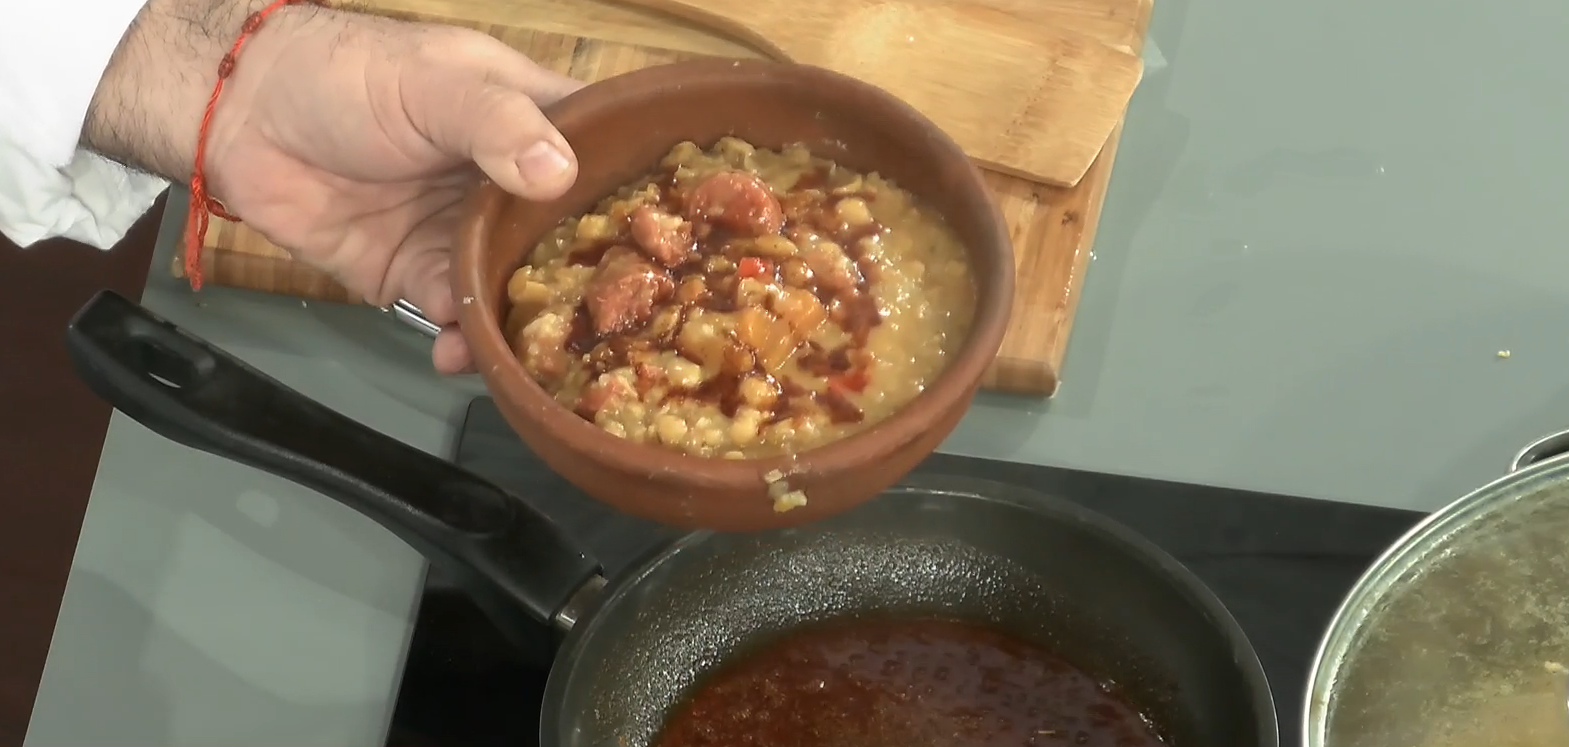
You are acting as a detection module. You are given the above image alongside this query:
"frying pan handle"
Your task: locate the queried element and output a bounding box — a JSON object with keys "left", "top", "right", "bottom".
{"left": 64, "top": 290, "right": 602, "bottom": 657}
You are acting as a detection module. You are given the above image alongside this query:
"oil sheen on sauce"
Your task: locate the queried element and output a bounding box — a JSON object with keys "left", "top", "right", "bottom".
{"left": 654, "top": 618, "right": 1168, "bottom": 747}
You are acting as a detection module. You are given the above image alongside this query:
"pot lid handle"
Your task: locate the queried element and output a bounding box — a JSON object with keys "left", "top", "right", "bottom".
{"left": 1510, "top": 430, "right": 1569, "bottom": 473}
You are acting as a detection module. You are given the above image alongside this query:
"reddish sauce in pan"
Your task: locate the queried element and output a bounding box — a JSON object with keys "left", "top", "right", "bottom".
{"left": 654, "top": 618, "right": 1168, "bottom": 747}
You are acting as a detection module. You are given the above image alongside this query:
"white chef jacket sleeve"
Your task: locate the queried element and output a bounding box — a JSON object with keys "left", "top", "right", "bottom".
{"left": 0, "top": 0, "right": 171, "bottom": 250}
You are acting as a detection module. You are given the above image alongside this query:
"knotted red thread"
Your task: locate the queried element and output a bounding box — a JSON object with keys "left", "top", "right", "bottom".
{"left": 183, "top": 0, "right": 324, "bottom": 290}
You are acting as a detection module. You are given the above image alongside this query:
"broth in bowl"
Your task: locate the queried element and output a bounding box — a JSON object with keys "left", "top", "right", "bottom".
{"left": 503, "top": 137, "right": 977, "bottom": 463}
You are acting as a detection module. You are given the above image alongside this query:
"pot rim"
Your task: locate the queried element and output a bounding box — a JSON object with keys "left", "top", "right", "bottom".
{"left": 1301, "top": 428, "right": 1569, "bottom": 747}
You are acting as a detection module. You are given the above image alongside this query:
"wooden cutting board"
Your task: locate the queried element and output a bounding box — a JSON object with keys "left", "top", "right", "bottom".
{"left": 184, "top": 0, "right": 1153, "bottom": 396}
{"left": 599, "top": 0, "right": 1144, "bottom": 186}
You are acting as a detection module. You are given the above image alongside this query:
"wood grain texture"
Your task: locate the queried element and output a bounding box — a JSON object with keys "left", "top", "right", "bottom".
{"left": 598, "top": 0, "right": 1142, "bottom": 186}
{"left": 186, "top": 0, "right": 1153, "bottom": 396}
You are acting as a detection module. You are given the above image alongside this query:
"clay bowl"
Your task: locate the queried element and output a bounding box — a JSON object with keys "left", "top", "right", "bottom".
{"left": 455, "top": 59, "right": 1013, "bottom": 532}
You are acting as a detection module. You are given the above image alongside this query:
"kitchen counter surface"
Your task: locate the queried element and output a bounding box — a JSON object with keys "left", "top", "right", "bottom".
{"left": 25, "top": 0, "right": 1569, "bottom": 743}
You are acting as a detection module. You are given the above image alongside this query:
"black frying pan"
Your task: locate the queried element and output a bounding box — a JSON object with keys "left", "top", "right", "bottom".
{"left": 65, "top": 290, "right": 1278, "bottom": 747}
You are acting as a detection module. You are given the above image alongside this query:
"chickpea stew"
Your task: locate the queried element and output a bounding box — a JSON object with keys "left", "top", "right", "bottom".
{"left": 504, "top": 137, "right": 977, "bottom": 460}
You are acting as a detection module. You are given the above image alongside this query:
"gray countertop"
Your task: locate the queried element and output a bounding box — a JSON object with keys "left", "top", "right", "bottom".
{"left": 25, "top": 0, "right": 1569, "bottom": 743}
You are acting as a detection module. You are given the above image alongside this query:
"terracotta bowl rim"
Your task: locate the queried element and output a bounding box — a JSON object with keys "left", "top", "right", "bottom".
{"left": 455, "top": 58, "right": 1014, "bottom": 486}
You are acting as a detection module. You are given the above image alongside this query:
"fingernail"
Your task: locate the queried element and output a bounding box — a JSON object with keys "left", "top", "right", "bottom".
{"left": 516, "top": 141, "right": 570, "bottom": 185}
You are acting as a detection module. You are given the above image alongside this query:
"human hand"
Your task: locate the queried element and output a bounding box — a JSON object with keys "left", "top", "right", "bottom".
{"left": 214, "top": 8, "right": 584, "bottom": 373}
{"left": 86, "top": 1, "right": 584, "bottom": 374}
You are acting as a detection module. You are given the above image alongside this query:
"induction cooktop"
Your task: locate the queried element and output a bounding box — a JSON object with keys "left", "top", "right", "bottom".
{"left": 383, "top": 396, "right": 1424, "bottom": 747}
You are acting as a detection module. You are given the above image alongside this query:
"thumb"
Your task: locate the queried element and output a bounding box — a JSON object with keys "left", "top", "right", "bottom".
{"left": 403, "top": 69, "right": 580, "bottom": 201}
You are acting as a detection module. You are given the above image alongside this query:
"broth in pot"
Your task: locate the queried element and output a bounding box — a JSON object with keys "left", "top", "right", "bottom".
{"left": 1306, "top": 433, "right": 1569, "bottom": 747}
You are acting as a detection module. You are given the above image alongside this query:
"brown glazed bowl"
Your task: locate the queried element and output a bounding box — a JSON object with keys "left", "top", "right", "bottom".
{"left": 455, "top": 59, "right": 1013, "bottom": 532}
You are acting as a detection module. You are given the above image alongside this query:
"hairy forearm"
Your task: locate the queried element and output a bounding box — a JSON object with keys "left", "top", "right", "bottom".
{"left": 83, "top": 0, "right": 278, "bottom": 181}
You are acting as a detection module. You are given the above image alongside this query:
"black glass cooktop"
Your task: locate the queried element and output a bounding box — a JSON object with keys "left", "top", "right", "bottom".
{"left": 384, "top": 397, "right": 1425, "bottom": 747}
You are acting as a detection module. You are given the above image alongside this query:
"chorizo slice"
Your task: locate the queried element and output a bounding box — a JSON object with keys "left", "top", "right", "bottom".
{"left": 584, "top": 248, "right": 676, "bottom": 336}
{"left": 684, "top": 170, "right": 784, "bottom": 237}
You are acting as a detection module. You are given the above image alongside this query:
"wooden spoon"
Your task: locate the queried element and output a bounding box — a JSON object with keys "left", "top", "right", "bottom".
{"left": 601, "top": 0, "right": 1144, "bottom": 187}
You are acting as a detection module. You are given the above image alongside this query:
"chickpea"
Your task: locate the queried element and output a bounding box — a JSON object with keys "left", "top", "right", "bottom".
{"left": 715, "top": 136, "right": 755, "bottom": 166}
{"left": 781, "top": 144, "right": 813, "bottom": 166}
{"left": 506, "top": 273, "right": 550, "bottom": 307}
{"left": 829, "top": 173, "right": 865, "bottom": 196}
{"left": 773, "top": 490, "right": 808, "bottom": 512}
{"left": 750, "top": 234, "right": 799, "bottom": 259}
{"left": 676, "top": 276, "right": 710, "bottom": 306}
{"left": 835, "top": 197, "right": 874, "bottom": 227}
{"left": 792, "top": 414, "right": 822, "bottom": 442}
{"left": 647, "top": 307, "right": 682, "bottom": 338}
{"left": 736, "top": 277, "right": 770, "bottom": 307}
{"left": 660, "top": 141, "right": 703, "bottom": 169}
{"left": 622, "top": 406, "right": 649, "bottom": 434}
{"left": 608, "top": 191, "right": 654, "bottom": 224}
{"left": 665, "top": 356, "right": 703, "bottom": 388}
{"left": 654, "top": 414, "right": 689, "bottom": 445}
{"left": 781, "top": 258, "right": 815, "bottom": 288}
{"left": 677, "top": 312, "right": 729, "bottom": 366}
{"left": 721, "top": 343, "right": 757, "bottom": 376}
{"left": 574, "top": 214, "right": 615, "bottom": 242}
{"left": 586, "top": 343, "right": 620, "bottom": 373}
{"left": 763, "top": 419, "right": 795, "bottom": 447}
{"left": 855, "top": 236, "right": 885, "bottom": 262}
{"left": 738, "top": 375, "right": 780, "bottom": 410}
{"left": 786, "top": 225, "right": 822, "bottom": 247}
{"left": 729, "top": 407, "right": 764, "bottom": 446}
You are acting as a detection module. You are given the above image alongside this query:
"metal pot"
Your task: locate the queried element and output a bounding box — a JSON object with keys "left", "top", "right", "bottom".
{"left": 67, "top": 290, "right": 1278, "bottom": 747}
{"left": 1305, "top": 432, "right": 1569, "bottom": 746}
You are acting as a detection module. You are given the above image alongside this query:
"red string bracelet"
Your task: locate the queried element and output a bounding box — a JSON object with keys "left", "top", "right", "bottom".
{"left": 182, "top": 0, "right": 324, "bottom": 290}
